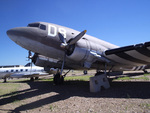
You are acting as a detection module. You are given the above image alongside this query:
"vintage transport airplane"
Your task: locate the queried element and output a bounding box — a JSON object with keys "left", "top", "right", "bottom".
{"left": 7, "top": 22, "right": 150, "bottom": 84}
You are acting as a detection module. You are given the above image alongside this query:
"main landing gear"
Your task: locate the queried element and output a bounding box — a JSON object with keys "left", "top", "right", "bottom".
{"left": 30, "top": 77, "right": 39, "bottom": 81}
{"left": 53, "top": 73, "right": 64, "bottom": 85}
{"left": 53, "top": 70, "right": 70, "bottom": 85}
{"left": 3, "top": 77, "right": 7, "bottom": 83}
{"left": 143, "top": 69, "right": 149, "bottom": 74}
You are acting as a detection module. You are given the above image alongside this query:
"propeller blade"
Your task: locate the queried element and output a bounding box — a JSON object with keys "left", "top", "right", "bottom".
{"left": 58, "top": 32, "right": 68, "bottom": 48}
{"left": 69, "top": 30, "right": 87, "bottom": 45}
{"left": 28, "top": 50, "right": 32, "bottom": 59}
{"left": 58, "top": 32, "right": 67, "bottom": 44}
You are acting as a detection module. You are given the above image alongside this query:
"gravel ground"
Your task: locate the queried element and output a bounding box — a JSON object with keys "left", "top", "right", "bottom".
{"left": 0, "top": 71, "right": 150, "bottom": 113}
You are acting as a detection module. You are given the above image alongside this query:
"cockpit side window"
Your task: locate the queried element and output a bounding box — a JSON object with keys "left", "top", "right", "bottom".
{"left": 40, "top": 24, "right": 46, "bottom": 30}
{"left": 28, "top": 23, "right": 40, "bottom": 28}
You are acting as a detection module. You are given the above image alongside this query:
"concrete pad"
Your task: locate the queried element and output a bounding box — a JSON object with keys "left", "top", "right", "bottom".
{"left": 90, "top": 74, "right": 110, "bottom": 92}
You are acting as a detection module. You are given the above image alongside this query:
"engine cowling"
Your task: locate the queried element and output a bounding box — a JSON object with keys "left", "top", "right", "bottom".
{"left": 67, "top": 46, "right": 87, "bottom": 62}
{"left": 66, "top": 39, "right": 109, "bottom": 68}
{"left": 66, "top": 39, "right": 88, "bottom": 62}
{"left": 32, "top": 54, "right": 61, "bottom": 68}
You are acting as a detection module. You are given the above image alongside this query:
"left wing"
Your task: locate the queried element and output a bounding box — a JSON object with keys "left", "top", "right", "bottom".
{"left": 104, "top": 41, "right": 150, "bottom": 66}
{"left": 10, "top": 72, "right": 48, "bottom": 78}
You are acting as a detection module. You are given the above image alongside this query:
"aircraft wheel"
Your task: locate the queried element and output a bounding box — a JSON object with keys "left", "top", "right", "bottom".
{"left": 3, "top": 78, "right": 7, "bottom": 83}
{"left": 35, "top": 77, "right": 39, "bottom": 80}
{"left": 143, "top": 69, "right": 149, "bottom": 74}
{"left": 53, "top": 73, "right": 64, "bottom": 85}
{"left": 30, "top": 77, "right": 34, "bottom": 81}
{"left": 83, "top": 70, "right": 87, "bottom": 75}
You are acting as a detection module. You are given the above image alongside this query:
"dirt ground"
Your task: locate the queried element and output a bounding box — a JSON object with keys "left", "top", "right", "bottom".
{"left": 0, "top": 71, "right": 150, "bottom": 113}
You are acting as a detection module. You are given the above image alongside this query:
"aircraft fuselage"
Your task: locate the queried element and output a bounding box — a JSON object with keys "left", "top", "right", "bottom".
{"left": 7, "top": 22, "right": 120, "bottom": 70}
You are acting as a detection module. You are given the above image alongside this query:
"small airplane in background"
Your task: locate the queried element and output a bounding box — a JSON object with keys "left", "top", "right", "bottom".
{"left": 7, "top": 22, "right": 150, "bottom": 85}
{"left": 0, "top": 63, "right": 51, "bottom": 83}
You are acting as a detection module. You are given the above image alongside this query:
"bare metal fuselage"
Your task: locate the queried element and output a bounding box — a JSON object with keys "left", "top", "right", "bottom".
{"left": 7, "top": 22, "right": 144, "bottom": 71}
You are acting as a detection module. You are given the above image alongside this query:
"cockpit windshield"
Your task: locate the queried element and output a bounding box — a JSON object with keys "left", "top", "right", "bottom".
{"left": 28, "top": 23, "right": 40, "bottom": 27}
{"left": 27, "top": 23, "right": 46, "bottom": 30}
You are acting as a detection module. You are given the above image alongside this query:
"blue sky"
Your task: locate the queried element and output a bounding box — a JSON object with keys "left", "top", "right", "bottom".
{"left": 0, "top": 0, "right": 150, "bottom": 65}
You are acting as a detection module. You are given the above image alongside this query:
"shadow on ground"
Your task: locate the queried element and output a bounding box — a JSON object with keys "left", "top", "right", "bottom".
{"left": 0, "top": 79, "right": 150, "bottom": 112}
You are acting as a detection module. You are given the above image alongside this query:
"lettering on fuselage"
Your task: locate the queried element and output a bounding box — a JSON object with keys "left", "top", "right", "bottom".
{"left": 48, "top": 24, "right": 67, "bottom": 38}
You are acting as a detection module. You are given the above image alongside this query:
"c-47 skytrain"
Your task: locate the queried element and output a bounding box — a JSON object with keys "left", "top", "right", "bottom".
{"left": 7, "top": 22, "right": 150, "bottom": 84}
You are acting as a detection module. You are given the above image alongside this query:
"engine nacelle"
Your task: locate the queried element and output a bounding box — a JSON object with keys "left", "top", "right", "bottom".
{"left": 33, "top": 54, "right": 61, "bottom": 68}
{"left": 66, "top": 39, "right": 109, "bottom": 68}
{"left": 67, "top": 46, "right": 87, "bottom": 62}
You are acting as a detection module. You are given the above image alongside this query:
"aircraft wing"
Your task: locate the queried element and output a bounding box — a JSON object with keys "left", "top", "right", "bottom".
{"left": 104, "top": 41, "right": 150, "bottom": 66}
{"left": 0, "top": 73, "right": 11, "bottom": 79}
{"left": 10, "top": 72, "right": 49, "bottom": 78}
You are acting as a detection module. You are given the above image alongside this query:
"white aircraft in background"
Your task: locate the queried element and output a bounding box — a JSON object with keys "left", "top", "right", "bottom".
{"left": 0, "top": 63, "right": 50, "bottom": 82}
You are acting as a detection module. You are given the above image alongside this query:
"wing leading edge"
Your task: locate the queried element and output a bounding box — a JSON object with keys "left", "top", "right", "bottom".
{"left": 10, "top": 72, "right": 48, "bottom": 78}
{"left": 104, "top": 41, "right": 150, "bottom": 66}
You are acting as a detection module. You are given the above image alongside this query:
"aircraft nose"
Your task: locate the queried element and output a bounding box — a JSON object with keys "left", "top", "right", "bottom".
{"left": 7, "top": 28, "right": 15, "bottom": 37}
{"left": 7, "top": 28, "right": 19, "bottom": 36}
{"left": 7, "top": 27, "right": 23, "bottom": 41}
{"left": 7, "top": 27, "right": 30, "bottom": 42}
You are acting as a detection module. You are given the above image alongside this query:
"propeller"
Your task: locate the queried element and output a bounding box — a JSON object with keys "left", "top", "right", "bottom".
{"left": 58, "top": 30, "right": 87, "bottom": 75}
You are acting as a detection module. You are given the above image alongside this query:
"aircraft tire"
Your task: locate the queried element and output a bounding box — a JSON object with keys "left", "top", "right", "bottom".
{"left": 83, "top": 70, "right": 87, "bottom": 75}
{"left": 30, "top": 77, "right": 34, "bottom": 81}
{"left": 35, "top": 77, "right": 39, "bottom": 80}
{"left": 3, "top": 78, "right": 7, "bottom": 83}
{"left": 143, "top": 69, "right": 149, "bottom": 74}
{"left": 53, "top": 73, "right": 64, "bottom": 85}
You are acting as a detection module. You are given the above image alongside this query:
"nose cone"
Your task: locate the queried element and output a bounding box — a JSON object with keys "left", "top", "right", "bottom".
{"left": 7, "top": 29, "right": 13, "bottom": 36}
{"left": 7, "top": 27, "right": 21, "bottom": 42}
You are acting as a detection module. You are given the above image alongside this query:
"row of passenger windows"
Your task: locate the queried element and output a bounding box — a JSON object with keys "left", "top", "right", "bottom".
{"left": 5, "top": 69, "right": 44, "bottom": 73}
{"left": 6, "top": 69, "right": 29, "bottom": 72}
{"left": 27, "top": 23, "right": 46, "bottom": 30}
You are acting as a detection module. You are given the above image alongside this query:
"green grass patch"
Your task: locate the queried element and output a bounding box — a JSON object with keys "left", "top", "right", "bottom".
{"left": 114, "top": 76, "right": 132, "bottom": 81}
{"left": 0, "top": 83, "right": 20, "bottom": 97}
{"left": 144, "top": 73, "right": 150, "bottom": 76}
{"left": 135, "top": 76, "right": 149, "bottom": 80}
{"left": 39, "top": 78, "right": 53, "bottom": 82}
{"left": 64, "top": 75, "right": 93, "bottom": 81}
{"left": 114, "top": 75, "right": 149, "bottom": 81}
{"left": 40, "top": 75, "right": 93, "bottom": 82}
